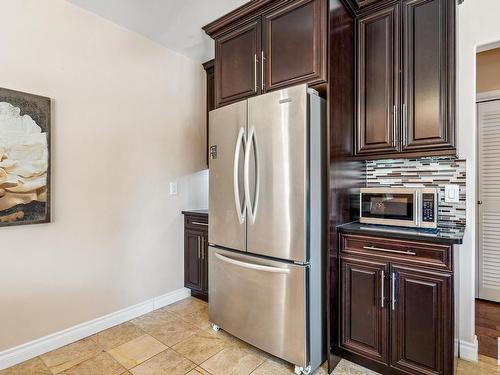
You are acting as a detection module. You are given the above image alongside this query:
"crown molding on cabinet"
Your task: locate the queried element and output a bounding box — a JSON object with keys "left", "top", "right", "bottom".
{"left": 203, "top": 0, "right": 288, "bottom": 36}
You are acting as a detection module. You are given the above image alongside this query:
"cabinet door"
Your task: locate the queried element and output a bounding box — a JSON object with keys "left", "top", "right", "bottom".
{"left": 401, "top": 0, "right": 455, "bottom": 152}
{"left": 184, "top": 229, "right": 204, "bottom": 292}
{"left": 341, "top": 257, "right": 390, "bottom": 364}
{"left": 262, "top": 0, "right": 327, "bottom": 92}
{"left": 356, "top": 4, "right": 400, "bottom": 155}
{"left": 391, "top": 265, "right": 453, "bottom": 375}
{"left": 215, "top": 19, "right": 261, "bottom": 107}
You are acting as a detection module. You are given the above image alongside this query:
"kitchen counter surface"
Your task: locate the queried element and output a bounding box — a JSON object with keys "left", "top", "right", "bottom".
{"left": 181, "top": 209, "right": 208, "bottom": 216}
{"left": 337, "top": 221, "right": 464, "bottom": 245}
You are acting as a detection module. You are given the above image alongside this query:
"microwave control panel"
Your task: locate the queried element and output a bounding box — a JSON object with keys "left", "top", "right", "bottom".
{"left": 422, "top": 193, "right": 436, "bottom": 223}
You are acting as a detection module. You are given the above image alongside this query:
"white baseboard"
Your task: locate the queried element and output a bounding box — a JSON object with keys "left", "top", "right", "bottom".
{"left": 459, "top": 336, "right": 479, "bottom": 362}
{"left": 0, "top": 287, "right": 191, "bottom": 371}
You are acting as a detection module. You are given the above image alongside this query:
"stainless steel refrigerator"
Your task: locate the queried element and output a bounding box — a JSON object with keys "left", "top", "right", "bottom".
{"left": 208, "top": 84, "right": 325, "bottom": 375}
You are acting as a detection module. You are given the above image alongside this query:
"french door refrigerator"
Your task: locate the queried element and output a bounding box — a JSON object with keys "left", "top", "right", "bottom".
{"left": 208, "top": 84, "right": 325, "bottom": 375}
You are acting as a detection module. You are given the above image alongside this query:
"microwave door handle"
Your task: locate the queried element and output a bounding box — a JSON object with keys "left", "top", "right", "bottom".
{"left": 415, "top": 191, "right": 420, "bottom": 227}
{"left": 359, "top": 191, "right": 363, "bottom": 219}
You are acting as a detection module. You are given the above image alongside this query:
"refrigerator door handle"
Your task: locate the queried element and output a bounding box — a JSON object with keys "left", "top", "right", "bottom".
{"left": 214, "top": 252, "right": 290, "bottom": 274}
{"left": 234, "top": 127, "right": 246, "bottom": 224}
{"left": 244, "top": 126, "right": 260, "bottom": 224}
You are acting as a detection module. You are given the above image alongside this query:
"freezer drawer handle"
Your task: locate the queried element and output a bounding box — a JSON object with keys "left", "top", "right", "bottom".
{"left": 214, "top": 252, "right": 290, "bottom": 274}
{"left": 244, "top": 126, "right": 260, "bottom": 224}
{"left": 234, "top": 127, "right": 246, "bottom": 224}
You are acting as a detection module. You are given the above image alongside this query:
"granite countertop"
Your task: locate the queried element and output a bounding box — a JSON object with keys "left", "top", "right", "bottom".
{"left": 181, "top": 209, "right": 208, "bottom": 216}
{"left": 337, "top": 221, "right": 464, "bottom": 245}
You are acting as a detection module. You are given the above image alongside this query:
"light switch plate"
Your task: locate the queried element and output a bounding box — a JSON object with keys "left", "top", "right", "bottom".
{"left": 444, "top": 184, "right": 459, "bottom": 203}
{"left": 169, "top": 182, "right": 178, "bottom": 195}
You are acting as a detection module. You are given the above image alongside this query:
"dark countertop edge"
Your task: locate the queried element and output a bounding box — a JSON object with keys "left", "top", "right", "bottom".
{"left": 337, "top": 222, "right": 464, "bottom": 245}
{"left": 182, "top": 209, "right": 208, "bottom": 216}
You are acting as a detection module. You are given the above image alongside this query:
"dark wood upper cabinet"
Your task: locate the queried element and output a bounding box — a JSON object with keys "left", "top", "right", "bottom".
{"left": 262, "top": 0, "right": 327, "bottom": 92}
{"left": 215, "top": 19, "right": 261, "bottom": 108}
{"left": 356, "top": 5, "right": 399, "bottom": 155}
{"left": 204, "top": 0, "right": 327, "bottom": 108}
{"left": 354, "top": 0, "right": 456, "bottom": 158}
{"left": 391, "top": 265, "right": 453, "bottom": 375}
{"left": 341, "top": 257, "right": 389, "bottom": 364}
{"left": 401, "top": 0, "right": 455, "bottom": 152}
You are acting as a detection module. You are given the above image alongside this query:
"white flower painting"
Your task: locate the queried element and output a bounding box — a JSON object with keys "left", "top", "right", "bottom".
{"left": 0, "top": 88, "right": 50, "bottom": 226}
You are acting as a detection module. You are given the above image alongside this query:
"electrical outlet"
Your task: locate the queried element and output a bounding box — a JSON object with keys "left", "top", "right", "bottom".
{"left": 444, "top": 184, "right": 459, "bottom": 203}
{"left": 169, "top": 182, "right": 178, "bottom": 195}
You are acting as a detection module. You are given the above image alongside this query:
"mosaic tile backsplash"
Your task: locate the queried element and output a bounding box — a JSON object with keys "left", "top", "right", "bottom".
{"left": 365, "top": 157, "right": 466, "bottom": 229}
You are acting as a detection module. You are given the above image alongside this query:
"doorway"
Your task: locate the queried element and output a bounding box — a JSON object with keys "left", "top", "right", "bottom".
{"left": 476, "top": 46, "right": 500, "bottom": 359}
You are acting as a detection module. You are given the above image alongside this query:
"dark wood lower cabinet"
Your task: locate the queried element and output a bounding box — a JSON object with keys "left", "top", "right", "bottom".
{"left": 339, "top": 234, "right": 455, "bottom": 375}
{"left": 183, "top": 212, "right": 208, "bottom": 301}
{"left": 341, "top": 257, "right": 389, "bottom": 364}
{"left": 391, "top": 265, "right": 453, "bottom": 375}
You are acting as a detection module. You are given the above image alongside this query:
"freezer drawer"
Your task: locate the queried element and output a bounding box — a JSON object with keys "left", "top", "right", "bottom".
{"left": 208, "top": 246, "right": 308, "bottom": 367}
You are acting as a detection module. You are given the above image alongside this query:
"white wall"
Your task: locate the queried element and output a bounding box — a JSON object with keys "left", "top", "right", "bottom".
{"left": 457, "top": 0, "right": 500, "bottom": 360}
{"left": 0, "top": 0, "right": 207, "bottom": 352}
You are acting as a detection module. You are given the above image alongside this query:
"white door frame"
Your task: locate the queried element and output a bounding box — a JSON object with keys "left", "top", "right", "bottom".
{"left": 476, "top": 97, "right": 500, "bottom": 301}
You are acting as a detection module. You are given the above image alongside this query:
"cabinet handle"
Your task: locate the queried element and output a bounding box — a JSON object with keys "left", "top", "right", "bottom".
{"left": 191, "top": 221, "right": 208, "bottom": 226}
{"left": 363, "top": 245, "right": 416, "bottom": 256}
{"left": 392, "top": 105, "right": 397, "bottom": 148}
{"left": 381, "top": 270, "right": 385, "bottom": 308}
{"left": 391, "top": 272, "right": 397, "bottom": 311}
{"left": 201, "top": 237, "right": 205, "bottom": 260}
{"left": 402, "top": 104, "right": 407, "bottom": 146}
{"left": 261, "top": 50, "right": 265, "bottom": 92}
{"left": 254, "top": 54, "right": 258, "bottom": 92}
{"left": 197, "top": 236, "right": 201, "bottom": 259}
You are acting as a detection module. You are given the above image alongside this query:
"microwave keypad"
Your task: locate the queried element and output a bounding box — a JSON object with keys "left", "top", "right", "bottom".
{"left": 422, "top": 193, "right": 435, "bottom": 222}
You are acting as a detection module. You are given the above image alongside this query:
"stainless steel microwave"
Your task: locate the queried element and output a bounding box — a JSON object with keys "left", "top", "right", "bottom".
{"left": 360, "top": 187, "right": 438, "bottom": 229}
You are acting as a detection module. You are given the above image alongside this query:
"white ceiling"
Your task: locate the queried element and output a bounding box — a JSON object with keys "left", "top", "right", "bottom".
{"left": 67, "top": 0, "right": 248, "bottom": 62}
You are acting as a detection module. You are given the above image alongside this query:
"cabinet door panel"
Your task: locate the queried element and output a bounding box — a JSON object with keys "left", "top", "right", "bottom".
{"left": 263, "top": 0, "right": 326, "bottom": 91}
{"left": 185, "top": 229, "right": 204, "bottom": 292}
{"left": 215, "top": 19, "right": 261, "bottom": 107}
{"left": 402, "top": 0, "right": 455, "bottom": 151}
{"left": 391, "top": 265, "right": 453, "bottom": 375}
{"left": 356, "top": 5, "right": 400, "bottom": 155}
{"left": 341, "top": 257, "right": 389, "bottom": 364}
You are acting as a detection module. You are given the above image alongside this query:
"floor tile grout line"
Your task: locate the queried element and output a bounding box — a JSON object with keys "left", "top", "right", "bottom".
{"left": 248, "top": 358, "right": 267, "bottom": 375}
{"left": 169, "top": 337, "right": 225, "bottom": 369}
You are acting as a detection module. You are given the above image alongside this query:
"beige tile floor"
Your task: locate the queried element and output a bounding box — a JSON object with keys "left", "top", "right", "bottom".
{"left": 0, "top": 297, "right": 495, "bottom": 375}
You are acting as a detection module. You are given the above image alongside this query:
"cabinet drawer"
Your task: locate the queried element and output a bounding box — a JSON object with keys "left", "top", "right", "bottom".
{"left": 340, "top": 234, "right": 452, "bottom": 271}
{"left": 185, "top": 214, "right": 208, "bottom": 230}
